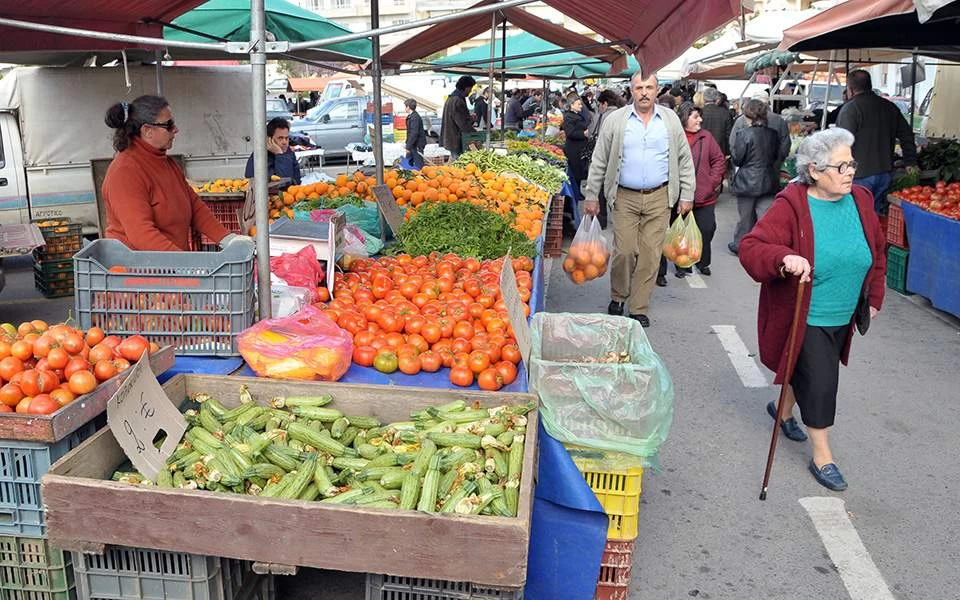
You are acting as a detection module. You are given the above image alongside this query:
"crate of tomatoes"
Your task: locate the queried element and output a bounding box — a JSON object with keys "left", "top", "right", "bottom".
{"left": 0, "top": 319, "right": 174, "bottom": 443}
{"left": 322, "top": 254, "right": 531, "bottom": 391}
{"left": 891, "top": 181, "right": 960, "bottom": 221}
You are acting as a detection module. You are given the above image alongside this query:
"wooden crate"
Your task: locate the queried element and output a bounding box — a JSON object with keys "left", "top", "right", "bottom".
{"left": 0, "top": 347, "right": 173, "bottom": 443}
{"left": 43, "top": 375, "right": 539, "bottom": 589}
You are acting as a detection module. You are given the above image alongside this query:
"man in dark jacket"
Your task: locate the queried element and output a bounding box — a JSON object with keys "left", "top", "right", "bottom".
{"left": 700, "top": 87, "right": 733, "bottom": 156}
{"left": 837, "top": 69, "right": 917, "bottom": 213}
{"left": 404, "top": 99, "right": 426, "bottom": 170}
{"left": 473, "top": 87, "right": 491, "bottom": 128}
{"left": 440, "top": 76, "right": 476, "bottom": 159}
{"left": 505, "top": 90, "right": 535, "bottom": 130}
{"left": 245, "top": 117, "right": 301, "bottom": 184}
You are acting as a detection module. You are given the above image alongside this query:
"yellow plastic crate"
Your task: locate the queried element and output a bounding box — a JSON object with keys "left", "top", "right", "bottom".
{"left": 568, "top": 450, "right": 643, "bottom": 541}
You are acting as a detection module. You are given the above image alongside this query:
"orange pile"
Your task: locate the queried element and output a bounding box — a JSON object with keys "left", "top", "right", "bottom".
{"left": 563, "top": 240, "right": 610, "bottom": 285}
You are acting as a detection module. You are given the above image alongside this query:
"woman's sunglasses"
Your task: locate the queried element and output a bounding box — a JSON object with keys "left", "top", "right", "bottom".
{"left": 146, "top": 119, "right": 176, "bottom": 131}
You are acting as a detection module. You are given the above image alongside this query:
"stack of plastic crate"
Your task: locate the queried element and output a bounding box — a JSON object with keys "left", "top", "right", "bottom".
{"left": 191, "top": 193, "right": 246, "bottom": 252}
{"left": 32, "top": 219, "right": 83, "bottom": 298}
{"left": 542, "top": 196, "right": 564, "bottom": 258}
{"left": 364, "top": 574, "right": 523, "bottom": 600}
{"left": 567, "top": 448, "right": 644, "bottom": 600}
{"left": 0, "top": 422, "right": 99, "bottom": 600}
{"left": 885, "top": 201, "right": 911, "bottom": 295}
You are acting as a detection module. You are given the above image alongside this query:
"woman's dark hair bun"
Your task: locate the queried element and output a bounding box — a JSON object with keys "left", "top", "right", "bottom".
{"left": 104, "top": 102, "right": 127, "bottom": 129}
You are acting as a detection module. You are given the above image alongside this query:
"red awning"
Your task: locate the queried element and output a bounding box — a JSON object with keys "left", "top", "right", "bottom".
{"left": 0, "top": 1, "right": 206, "bottom": 52}
{"left": 541, "top": 0, "right": 743, "bottom": 73}
{"left": 779, "top": 0, "right": 917, "bottom": 52}
{"left": 381, "top": 0, "right": 623, "bottom": 71}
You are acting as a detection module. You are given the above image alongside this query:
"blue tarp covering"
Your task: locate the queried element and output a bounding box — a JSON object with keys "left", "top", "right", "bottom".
{"left": 902, "top": 202, "right": 960, "bottom": 318}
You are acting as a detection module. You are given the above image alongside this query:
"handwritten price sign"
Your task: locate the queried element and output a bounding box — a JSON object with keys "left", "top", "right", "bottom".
{"left": 107, "top": 356, "right": 187, "bottom": 481}
{"left": 499, "top": 253, "right": 532, "bottom": 366}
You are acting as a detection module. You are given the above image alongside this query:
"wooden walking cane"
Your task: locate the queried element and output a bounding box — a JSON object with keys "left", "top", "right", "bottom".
{"left": 759, "top": 277, "right": 806, "bottom": 501}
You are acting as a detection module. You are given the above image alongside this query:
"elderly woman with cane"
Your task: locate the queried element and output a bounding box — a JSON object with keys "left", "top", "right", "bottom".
{"left": 739, "top": 128, "right": 887, "bottom": 491}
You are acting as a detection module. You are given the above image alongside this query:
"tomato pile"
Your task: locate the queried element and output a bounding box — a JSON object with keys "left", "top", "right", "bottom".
{"left": 320, "top": 254, "right": 534, "bottom": 390}
{"left": 893, "top": 181, "right": 960, "bottom": 220}
{"left": 0, "top": 321, "right": 158, "bottom": 415}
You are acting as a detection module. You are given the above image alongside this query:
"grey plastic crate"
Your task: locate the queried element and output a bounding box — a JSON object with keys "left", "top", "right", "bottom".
{"left": 73, "top": 239, "right": 255, "bottom": 357}
{"left": 0, "top": 421, "right": 97, "bottom": 537}
{"left": 365, "top": 575, "right": 523, "bottom": 600}
{"left": 72, "top": 548, "right": 256, "bottom": 600}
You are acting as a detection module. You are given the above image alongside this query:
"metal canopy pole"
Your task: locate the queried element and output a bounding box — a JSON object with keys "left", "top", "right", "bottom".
{"left": 540, "top": 78, "right": 547, "bottom": 142}
{"left": 499, "top": 18, "right": 507, "bottom": 141}
{"left": 486, "top": 12, "right": 497, "bottom": 148}
{"left": 910, "top": 53, "right": 918, "bottom": 127}
{"left": 251, "top": 0, "right": 272, "bottom": 319}
{"left": 155, "top": 50, "right": 164, "bottom": 95}
{"left": 821, "top": 50, "right": 836, "bottom": 130}
{"left": 371, "top": 0, "right": 384, "bottom": 185}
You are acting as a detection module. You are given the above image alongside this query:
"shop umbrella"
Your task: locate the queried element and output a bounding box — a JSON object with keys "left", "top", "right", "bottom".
{"left": 164, "top": 0, "right": 372, "bottom": 62}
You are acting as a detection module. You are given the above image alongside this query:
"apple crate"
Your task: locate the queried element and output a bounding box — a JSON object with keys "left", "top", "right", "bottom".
{"left": 191, "top": 194, "right": 246, "bottom": 252}
{"left": 594, "top": 540, "right": 635, "bottom": 600}
{"left": 0, "top": 534, "right": 76, "bottom": 600}
{"left": 73, "top": 240, "right": 255, "bottom": 356}
{"left": 886, "top": 203, "right": 908, "bottom": 249}
{"left": 72, "top": 547, "right": 259, "bottom": 600}
{"left": 365, "top": 574, "right": 523, "bottom": 600}
{"left": 0, "top": 421, "right": 97, "bottom": 537}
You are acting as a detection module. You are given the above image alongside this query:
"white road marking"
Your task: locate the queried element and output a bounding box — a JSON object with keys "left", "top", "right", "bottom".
{"left": 800, "top": 497, "right": 896, "bottom": 600}
{"left": 711, "top": 325, "right": 768, "bottom": 387}
{"left": 685, "top": 272, "right": 707, "bottom": 288}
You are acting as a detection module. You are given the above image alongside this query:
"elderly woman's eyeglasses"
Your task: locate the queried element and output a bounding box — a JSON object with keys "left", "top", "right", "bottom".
{"left": 146, "top": 119, "right": 176, "bottom": 131}
{"left": 820, "top": 160, "right": 858, "bottom": 175}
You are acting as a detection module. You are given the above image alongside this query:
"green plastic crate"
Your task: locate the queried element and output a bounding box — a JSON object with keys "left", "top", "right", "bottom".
{"left": 886, "top": 246, "right": 912, "bottom": 295}
{"left": 0, "top": 535, "right": 76, "bottom": 599}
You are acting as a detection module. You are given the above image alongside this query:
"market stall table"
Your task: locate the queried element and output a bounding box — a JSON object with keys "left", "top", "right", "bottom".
{"left": 902, "top": 201, "right": 960, "bottom": 318}
{"left": 346, "top": 142, "right": 451, "bottom": 168}
{"left": 294, "top": 148, "right": 325, "bottom": 172}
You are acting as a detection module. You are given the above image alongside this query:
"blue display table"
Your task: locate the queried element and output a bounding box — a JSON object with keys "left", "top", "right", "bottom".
{"left": 902, "top": 202, "right": 960, "bottom": 318}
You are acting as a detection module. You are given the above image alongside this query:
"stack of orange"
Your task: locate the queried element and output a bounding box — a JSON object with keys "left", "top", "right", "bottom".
{"left": 563, "top": 240, "right": 610, "bottom": 285}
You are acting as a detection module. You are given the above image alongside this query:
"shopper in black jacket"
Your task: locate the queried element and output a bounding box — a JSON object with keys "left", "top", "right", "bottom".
{"left": 728, "top": 99, "right": 782, "bottom": 254}
{"left": 404, "top": 99, "right": 426, "bottom": 170}
{"left": 562, "top": 93, "right": 589, "bottom": 203}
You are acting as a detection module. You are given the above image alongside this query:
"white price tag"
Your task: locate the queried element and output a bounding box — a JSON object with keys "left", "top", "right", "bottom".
{"left": 106, "top": 356, "right": 187, "bottom": 481}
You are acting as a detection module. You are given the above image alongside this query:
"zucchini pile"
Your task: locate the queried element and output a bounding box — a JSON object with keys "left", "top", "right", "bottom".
{"left": 112, "top": 385, "right": 532, "bottom": 517}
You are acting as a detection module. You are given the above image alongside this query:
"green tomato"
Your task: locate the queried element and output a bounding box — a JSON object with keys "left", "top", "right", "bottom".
{"left": 373, "top": 351, "right": 399, "bottom": 374}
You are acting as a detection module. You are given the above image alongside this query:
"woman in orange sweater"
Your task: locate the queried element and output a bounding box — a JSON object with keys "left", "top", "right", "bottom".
{"left": 102, "top": 95, "right": 249, "bottom": 251}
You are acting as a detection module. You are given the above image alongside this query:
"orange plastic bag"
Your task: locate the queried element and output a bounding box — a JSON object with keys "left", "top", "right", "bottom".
{"left": 662, "top": 212, "right": 703, "bottom": 268}
{"left": 563, "top": 215, "right": 609, "bottom": 285}
{"left": 238, "top": 305, "right": 353, "bottom": 381}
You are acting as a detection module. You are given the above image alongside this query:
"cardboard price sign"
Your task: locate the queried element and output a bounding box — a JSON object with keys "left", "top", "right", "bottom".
{"left": 373, "top": 184, "right": 405, "bottom": 235}
{"left": 107, "top": 355, "right": 187, "bottom": 481}
{"left": 499, "top": 254, "right": 533, "bottom": 365}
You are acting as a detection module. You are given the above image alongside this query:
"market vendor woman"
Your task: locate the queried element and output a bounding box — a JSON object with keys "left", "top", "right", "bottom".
{"left": 102, "top": 95, "right": 246, "bottom": 251}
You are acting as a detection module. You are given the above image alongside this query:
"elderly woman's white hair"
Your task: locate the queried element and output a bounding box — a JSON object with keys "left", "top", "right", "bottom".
{"left": 795, "top": 128, "right": 856, "bottom": 185}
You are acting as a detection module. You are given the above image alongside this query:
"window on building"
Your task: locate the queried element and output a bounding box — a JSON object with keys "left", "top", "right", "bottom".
{"left": 333, "top": 0, "right": 351, "bottom": 8}
{"left": 392, "top": 19, "right": 409, "bottom": 25}
{"left": 393, "top": 0, "right": 406, "bottom": 6}
{"left": 303, "top": 0, "right": 321, "bottom": 10}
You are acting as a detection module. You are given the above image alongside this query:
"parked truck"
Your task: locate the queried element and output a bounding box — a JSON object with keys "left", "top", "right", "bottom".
{"left": 0, "top": 65, "right": 254, "bottom": 234}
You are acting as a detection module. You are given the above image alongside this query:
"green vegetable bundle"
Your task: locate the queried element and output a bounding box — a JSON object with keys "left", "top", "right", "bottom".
{"left": 113, "top": 386, "right": 533, "bottom": 517}
{"left": 322, "top": 193, "right": 366, "bottom": 210}
{"left": 455, "top": 150, "right": 568, "bottom": 194}
{"left": 506, "top": 141, "right": 567, "bottom": 169}
{"left": 396, "top": 202, "right": 537, "bottom": 260}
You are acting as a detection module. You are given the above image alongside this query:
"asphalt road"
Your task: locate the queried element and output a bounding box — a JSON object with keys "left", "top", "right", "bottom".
{"left": 1, "top": 194, "right": 958, "bottom": 599}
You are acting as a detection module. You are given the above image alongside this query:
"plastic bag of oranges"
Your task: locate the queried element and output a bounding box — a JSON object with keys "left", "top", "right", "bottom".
{"left": 563, "top": 215, "right": 610, "bottom": 285}
{"left": 662, "top": 212, "right": 703, "bottom": 269}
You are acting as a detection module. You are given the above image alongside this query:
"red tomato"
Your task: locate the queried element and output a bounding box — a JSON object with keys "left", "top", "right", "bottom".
{"left": 0, "top": 356, "right": 24, "bottom": 382}
{"left": 0, "top": 383, "right": 23, "bottom": 408}
{"left": 373, "top": 350, "right": 399, "bottom": 374}
{"left": 0, "top": 404, "right": 12, "bottom": 413}
{"left": 88, "top": 343, "right": 114, "bottom": 364}
{"left": 61, "top": 333, "right": 85, "bottom": 355}
{"left": 468, "top": 351, "right": 491, "bottom": 375}
{"left": 449, "top": 366, "right": 474, "bottom": 387}
{"left": 20, "top": 369, "right": 59, "bottom": 396}
{"left": 46, "top": 347, "right": 69, "bottom": 370}
{"left": 50, "top": 388, "right": 76, "bottom": 407}
{"left": 68, "top": 370, "right": 98, "bottom": 395}
{"left": 419, "top": 351, "right": 442, "bottom": 373}
{"left": 84, "top": 327, "right": 105, "bottom": 347}
{"left": 93, "top": 360, "right": 118, "bottom": 382}
{"left": 398, "top": 355, "right": 422, "bottom": 375}
{"left": 352, "top": 346, "right": 377, "bottom": 367}
{"left": 477, "top": 368, "right": 503, "bottom": 391}
{"left": 501, "top": 345, "right": 522, "bottom": 365}
{"left": 26, "top": 394, "right": 59, "bottom": 415}
{"left": 495, "top": 361, "right": 518, "bottom": 385}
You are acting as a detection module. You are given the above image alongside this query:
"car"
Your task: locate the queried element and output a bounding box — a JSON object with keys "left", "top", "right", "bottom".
{"left": 266, "top": 97, "right": 293, "bottom": 121}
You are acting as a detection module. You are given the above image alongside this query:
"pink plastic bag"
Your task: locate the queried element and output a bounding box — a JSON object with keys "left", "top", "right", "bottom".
{"left": 238, "top": 305, "right": 353, "bottom": 381}
{"left": 270, "top": 245, "right": 324, "bottom": 301}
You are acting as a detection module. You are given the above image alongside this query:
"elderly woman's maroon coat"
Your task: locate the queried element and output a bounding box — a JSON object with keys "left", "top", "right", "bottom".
{"left": 738, "top": 182, "right": 887, "bottom": 383}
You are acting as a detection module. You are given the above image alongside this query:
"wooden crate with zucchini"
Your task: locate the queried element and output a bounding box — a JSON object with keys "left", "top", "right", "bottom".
{"left": 42, "top": 374, "right": 538, "bottom": 588}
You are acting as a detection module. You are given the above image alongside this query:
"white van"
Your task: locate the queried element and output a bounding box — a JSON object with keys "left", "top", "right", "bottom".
{"left": 0, "top": 65, "right": 254, "bottom": 235}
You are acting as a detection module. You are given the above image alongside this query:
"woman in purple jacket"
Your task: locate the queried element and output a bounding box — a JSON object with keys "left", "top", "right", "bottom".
{"left": 658, "top": 102, "right": 726, "bottom": 284}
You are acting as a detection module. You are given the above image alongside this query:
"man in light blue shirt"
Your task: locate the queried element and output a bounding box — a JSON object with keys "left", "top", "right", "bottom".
{"left": 582, "top": 71, "right": 696, "bottom": 327}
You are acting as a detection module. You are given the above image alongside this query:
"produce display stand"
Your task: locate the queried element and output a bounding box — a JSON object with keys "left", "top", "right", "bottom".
{"left": 0, "top": 347, "right": 173, "bottom": 443}
{"left": 42, "top": 374, "right": 539, "bottom": 589}
{"left": 901, "top": 201, "right": 960, "bottom": 318}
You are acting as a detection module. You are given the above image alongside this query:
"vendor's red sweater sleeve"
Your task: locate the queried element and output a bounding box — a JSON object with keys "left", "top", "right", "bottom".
{"left": 103, "top": 138, "right": 229, "bottom": 251}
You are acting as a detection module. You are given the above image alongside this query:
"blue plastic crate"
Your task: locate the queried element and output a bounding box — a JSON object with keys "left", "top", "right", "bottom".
{"left": 0, "top": 421, "right": 97, "bottom": 537}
